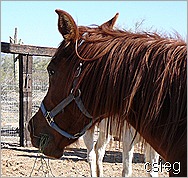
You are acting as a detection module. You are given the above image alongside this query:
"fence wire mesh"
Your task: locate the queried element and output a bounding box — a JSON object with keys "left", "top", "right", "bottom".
{"left": 1, "top": 53, "right": 51, "bottom": 144}
{"left": 32, "top": 56, "right": 51, "bottom": 116}
{"left": 1, "top": 53, "right": 19, "bottom": 143}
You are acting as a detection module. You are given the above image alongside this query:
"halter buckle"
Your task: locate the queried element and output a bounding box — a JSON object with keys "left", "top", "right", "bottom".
{"left": 73, "top": 132, "right": 81, "bottom": 138}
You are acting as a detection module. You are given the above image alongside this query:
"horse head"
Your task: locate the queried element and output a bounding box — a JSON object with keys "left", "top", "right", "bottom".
{"left": 28, "top": 9, "right": 118, "bottom": 158}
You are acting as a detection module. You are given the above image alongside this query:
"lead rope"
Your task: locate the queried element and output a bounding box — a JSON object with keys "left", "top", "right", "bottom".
{"left": 29, "top": 135, "right": 55, "bottom": 177}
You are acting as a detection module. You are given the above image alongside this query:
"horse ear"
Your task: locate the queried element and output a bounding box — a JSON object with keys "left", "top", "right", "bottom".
{"left": 101, "top": 13, "right": 119, "bottom": 29}
{"left": 55, "top": 9, "right": 79, "bottom": 43}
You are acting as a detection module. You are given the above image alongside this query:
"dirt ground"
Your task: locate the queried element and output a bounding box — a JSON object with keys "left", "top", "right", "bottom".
{"left": 1, "top": 138, "right": 169, "bottom": 177}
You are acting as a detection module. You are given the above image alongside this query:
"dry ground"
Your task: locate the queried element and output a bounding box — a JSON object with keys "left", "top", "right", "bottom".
{"left": 1, "top": 138, "right": 169, "bottom": 177}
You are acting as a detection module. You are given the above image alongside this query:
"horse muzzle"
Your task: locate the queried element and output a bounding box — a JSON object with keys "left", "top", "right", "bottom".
{"left": 28, "top": 118, "right": 64, "bottom": 159}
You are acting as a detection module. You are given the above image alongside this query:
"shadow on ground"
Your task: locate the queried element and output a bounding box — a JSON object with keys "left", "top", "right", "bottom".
{"left": 1, "top": 142, "right": 145, "bottom": 163}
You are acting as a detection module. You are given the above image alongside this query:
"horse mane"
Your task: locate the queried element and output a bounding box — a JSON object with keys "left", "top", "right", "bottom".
{"left": 60, "top": 25, "right": 187, "bottom": 155}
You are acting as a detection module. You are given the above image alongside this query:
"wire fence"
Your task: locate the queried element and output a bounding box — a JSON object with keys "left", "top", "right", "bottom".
{"left": 32, "top": 56, "right": 51, "bottom": 116}
{"left": 1, "top": 53, "right": 19, "bottom": 143}
{"left": 1, "top": 53, "right": 51, "bottom": 144}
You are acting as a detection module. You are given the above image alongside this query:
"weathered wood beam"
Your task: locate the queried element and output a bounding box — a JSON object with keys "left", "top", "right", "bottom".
{"left": 1, "top": 42, "right": 57, "bottom": 57}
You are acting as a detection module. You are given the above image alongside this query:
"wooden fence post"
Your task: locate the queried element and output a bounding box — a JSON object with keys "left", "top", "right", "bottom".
{"left": 19, "top": 55, "right": 24, "bottom": 146}
{"left": 19, "top": 54, "right": 32, "bottom": 146}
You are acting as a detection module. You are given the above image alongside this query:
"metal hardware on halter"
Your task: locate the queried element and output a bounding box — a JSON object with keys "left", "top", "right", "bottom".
{"left": 71, "top": 88, "right": 81, "bottom": 98}
{"left": 75, "top": 62, "right": 82, "bottom": 78}
{"left": 71, "top": 62, "right": 82, "bottom": 97}
{"left": 45, "top": 111, "right": 54, "bottom": 125}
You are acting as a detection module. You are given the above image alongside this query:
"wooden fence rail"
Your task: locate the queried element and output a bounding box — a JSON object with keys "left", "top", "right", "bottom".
{"left": 1, "top": 42, "right": 57, "bottom": 146}
{"left": 1, "top": 42, "right": 56, "bottom": 57}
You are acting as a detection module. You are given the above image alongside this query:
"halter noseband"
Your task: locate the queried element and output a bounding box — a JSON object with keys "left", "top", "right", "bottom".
{"left": 40, "top": 62, "right": 97, "bottom": 139}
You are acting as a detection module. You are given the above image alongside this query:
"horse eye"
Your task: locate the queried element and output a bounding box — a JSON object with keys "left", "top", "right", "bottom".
{"left": 48, "top": 69, "right": 55, "bottom": 76}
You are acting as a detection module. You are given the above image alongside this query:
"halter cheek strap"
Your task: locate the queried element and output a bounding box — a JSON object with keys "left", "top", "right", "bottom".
{"left": 40, "top": 92, "right": 96, "bottom": 139}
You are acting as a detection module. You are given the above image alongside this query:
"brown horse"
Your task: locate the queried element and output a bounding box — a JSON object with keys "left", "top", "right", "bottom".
{"left": 28, "top": 9, "right": 187, "bottom": 176}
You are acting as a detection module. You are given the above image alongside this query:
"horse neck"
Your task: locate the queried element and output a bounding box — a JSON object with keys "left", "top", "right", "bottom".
{"left": 76, "top": 35, "right": 186, "bottom": 161}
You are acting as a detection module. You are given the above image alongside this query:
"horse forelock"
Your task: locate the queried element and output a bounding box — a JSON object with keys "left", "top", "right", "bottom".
{"left": 58, "top": 25, "right": 186, "bottom": 157}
